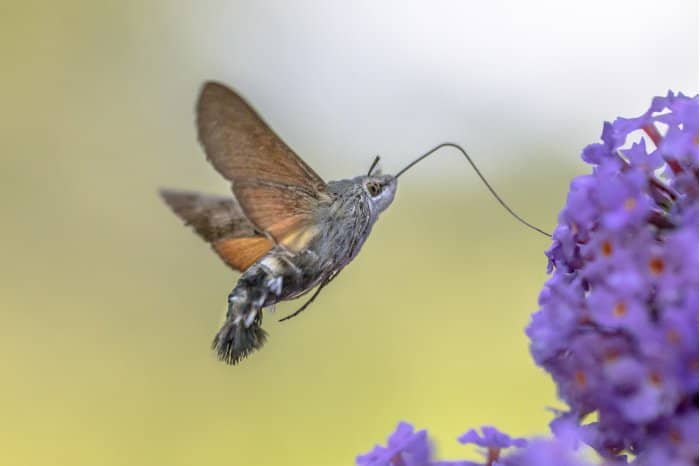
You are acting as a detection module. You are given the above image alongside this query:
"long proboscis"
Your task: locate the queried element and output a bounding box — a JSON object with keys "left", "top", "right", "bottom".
{"left": 395, "top": 142, "right": 551, "bottom": 238}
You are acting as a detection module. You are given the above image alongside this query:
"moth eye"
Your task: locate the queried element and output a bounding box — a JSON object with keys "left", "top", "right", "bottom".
{"left": 367, "top": 182, "right": 381, "bottom": 197}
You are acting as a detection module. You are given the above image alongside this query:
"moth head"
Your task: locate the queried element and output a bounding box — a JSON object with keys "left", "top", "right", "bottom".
{"left": 360, "top": 174, "right": 397, "bottom": 214}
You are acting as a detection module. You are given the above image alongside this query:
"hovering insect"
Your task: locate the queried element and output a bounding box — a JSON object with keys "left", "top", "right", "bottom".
{"left": 161, "top": 81, "right": 548, "bottom": 365}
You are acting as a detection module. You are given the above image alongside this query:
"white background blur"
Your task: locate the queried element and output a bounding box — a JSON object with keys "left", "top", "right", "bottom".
{"left": 176, "top": 0, "right": 698, "bottom": 177}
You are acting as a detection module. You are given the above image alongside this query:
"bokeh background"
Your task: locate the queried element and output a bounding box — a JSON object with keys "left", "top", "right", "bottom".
{"left": 1, "top": 1, "right": 697, "bottom": 465}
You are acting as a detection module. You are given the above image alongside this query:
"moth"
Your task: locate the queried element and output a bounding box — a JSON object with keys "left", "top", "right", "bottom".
{"left": 161, "top": 82, "right": 397, "bottom": 365}
{"left": 161, "top": 82, "right": 548, "bottom": 365}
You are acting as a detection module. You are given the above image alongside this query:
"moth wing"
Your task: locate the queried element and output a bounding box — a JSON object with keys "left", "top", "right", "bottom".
{"left": 212, "top": 236, "right": 274, "bottom": 272}
{"left": 232, "top": 181, "right": 323, "bottom": 242}
{"left": 159, "top": 189, "right": 259, "bottom": 241}
{"left": 196, "top": 81, "right": 328, "bottom": 243}
{"left": 159, "top": 189, "right": 273, "bottom": 271}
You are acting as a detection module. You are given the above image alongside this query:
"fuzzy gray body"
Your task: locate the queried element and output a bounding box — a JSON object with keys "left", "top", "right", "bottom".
{"left": 212, "top": 174, "right": 397, "bottom": 364}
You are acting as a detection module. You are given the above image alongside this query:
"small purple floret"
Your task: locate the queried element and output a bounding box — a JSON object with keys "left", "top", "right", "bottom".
{"left": 356, "top": 422, "right": 432, "bottom": 466}
{"left": 458, "top": 426, "right": 527, "bottom": 450}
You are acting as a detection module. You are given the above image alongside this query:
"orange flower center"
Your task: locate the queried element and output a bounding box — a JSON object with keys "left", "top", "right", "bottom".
{"left": 601, "top": 240, "right": 613, "bottom": 257}
{"left": 649, "top": 372, "right": 662, "bottom": 386}
{"left": 649, "top": 257, "right": 665, "bottom": 275}
{"left": 666, "top": 329, "right": 681, "bottom": 344}
{"left": 604, "top": 349, "right": 621, "bottom": 362}
{"left": 669, "top": 429, "right": 682, "bottom": 444}
{"left": 624, "top": 197, "right": 637, "bottom": 210}
{"left": 613, "top": 302, "right": 627, "bottom": 317}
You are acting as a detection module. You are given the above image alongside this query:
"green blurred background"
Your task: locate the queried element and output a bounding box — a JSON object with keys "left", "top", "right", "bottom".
{"left": 1, "top": 1, "right": 696, "bottom": 465}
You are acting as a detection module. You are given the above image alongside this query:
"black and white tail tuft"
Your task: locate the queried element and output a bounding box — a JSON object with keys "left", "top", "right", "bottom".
{"left": 211, "top": 318, "right": 268, "bottom": 365}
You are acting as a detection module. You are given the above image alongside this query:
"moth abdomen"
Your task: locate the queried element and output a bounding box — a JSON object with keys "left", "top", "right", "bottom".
{"left": 211, "top": 255, "right": 290, "bottom": 365}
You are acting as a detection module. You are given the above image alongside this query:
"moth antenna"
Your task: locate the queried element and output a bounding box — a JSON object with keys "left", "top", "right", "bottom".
{"left": 367, "top": 155, "right": 381, "bottom": 176}
{"left": 396, "top": 142, "right": 551, "bottom": 238}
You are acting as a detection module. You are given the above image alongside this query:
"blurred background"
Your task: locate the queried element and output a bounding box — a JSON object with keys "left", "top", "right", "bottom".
{"left": 1, "top": 1, "right": 697, "bottom": 465}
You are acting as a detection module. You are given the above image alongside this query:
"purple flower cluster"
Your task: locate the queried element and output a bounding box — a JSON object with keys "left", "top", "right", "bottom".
{"left": 356, "top": 92, "right": 698, "bottom": 466}
{"left": 357, "top": 423, "right": 589, "bottom": 466}
{"left": 529, "top": 91, "right": 698, "bottom": 463}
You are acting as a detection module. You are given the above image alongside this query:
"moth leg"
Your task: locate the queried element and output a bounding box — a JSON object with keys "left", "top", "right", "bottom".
{"left": 277, "top": 285, "right": 325, "bottom": 322}
{"left": 277, "top": 254, "right": 302, "bottom": 278}
{"left": 277, "top": 248, "right": 319, "bottom": 285}
{"left": 278, "top": 271, "right": 340, "bottom": 322}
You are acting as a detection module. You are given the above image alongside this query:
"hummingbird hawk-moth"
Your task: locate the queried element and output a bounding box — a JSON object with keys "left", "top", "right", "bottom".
{"left": 161, "top": 81, "right": 549, "bottom": 365}
{"left": 161, "top": 82, "right": 398, "bottom": 365}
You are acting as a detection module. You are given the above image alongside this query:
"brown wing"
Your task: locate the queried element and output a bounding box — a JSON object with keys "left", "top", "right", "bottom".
{"left": 213, "top": 236, "right": 274, "bottom": 271}
{"left": 159, "top": 189, "right": 259, "bottom": 241}
{"left": 160, "top": 189, "right": 273, "bottom": 271}
{"left": 196, "top": 81, "right": 329, "bottom": 243}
